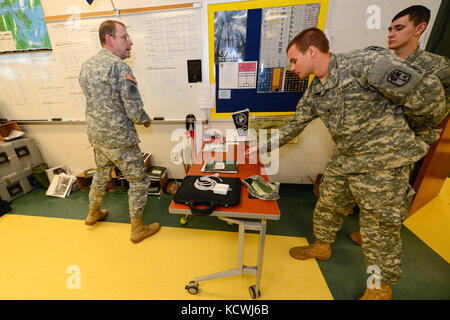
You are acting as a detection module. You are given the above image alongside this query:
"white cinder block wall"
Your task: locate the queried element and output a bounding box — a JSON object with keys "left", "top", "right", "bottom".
{"left": 20, "top": 0, "right": 442, "bottom": 183}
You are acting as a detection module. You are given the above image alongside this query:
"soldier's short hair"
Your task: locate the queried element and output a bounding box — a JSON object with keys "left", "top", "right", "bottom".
{"left": 99, "top": 20, "right": 126, "bottom": 46}
{"left": 286, "top": 27, "right": 329, "bottom": 54}
{"left": 392, "top": 5, "right": 430, "bottom": 26}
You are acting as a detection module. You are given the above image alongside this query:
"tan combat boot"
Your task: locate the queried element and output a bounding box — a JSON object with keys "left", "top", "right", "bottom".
{"left": 359, "top": 283, "right": 392, "bottom": 300}
{"left": 289, "top": 239, "right": 331, "bottom": 261}
{"left": 85, "top": 205, "right": 108, "bottom": 225}
{"left": 350, "top": 231, "right": 362, "bottom": 246}
{"left": 130, "top": 216, "right": 161, "bottom": 243}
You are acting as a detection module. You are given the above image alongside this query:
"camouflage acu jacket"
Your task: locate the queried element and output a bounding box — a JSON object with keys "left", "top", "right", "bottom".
{"left": 264, "top": 46, "right": 446, "bottom": 173}
{"left": 406, "top": 48, "right": 450, "bottom": 101}
{"left": 79, "top": 48, "right": 150, "bottom": 148}
{"left": 405, "top": 48, "right": 450, "bottom": 143}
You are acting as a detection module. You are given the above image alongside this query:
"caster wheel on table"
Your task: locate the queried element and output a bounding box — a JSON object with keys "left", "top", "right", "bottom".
{"left": 180, "top": 215, "right": 188, "bottom": 225}
{"left": 185, "top": 281, "right": 199, "bottom": 295}
{"left": 249, "top": 285, "right": 261, "bottom": 299}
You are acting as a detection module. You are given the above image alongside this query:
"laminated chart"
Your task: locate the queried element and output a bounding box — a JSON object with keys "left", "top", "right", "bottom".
{"left": 0, "top": 0, "right": 51, "bottom": 52}
{"left": 257, "top": 3, "right": 320, "bottom": 93}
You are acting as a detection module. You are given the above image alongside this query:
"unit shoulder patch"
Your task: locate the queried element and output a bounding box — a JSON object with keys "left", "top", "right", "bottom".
{"left": 387, "top": 70, "right": 410, "bottom": 86}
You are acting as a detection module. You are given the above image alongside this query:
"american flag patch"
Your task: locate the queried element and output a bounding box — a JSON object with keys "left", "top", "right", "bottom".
{"left": 126, "top": 73, "right": 137, "bottom": 83}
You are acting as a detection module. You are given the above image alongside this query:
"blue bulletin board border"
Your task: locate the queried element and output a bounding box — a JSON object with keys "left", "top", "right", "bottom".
{"left": 208, "top": 0, "right": 329, "bottom": 119}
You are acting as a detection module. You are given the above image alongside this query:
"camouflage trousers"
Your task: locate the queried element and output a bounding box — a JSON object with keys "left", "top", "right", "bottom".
{"left": 89, "top": 145, "right": 150, "bottom": 219}
{"left": 313, "top": 160, "right": 415, "bottom": 285}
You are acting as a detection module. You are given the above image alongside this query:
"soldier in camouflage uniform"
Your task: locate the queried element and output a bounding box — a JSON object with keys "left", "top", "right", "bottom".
{"left": 79, "top": 20, "right": 160, "bottom": 243}
{"left": 250, "top": 28, "right": 446, "bottom": 300}
{"left": 350, "top": 6, "right": 450, "bottom": 249}
{"left": 388, "top": 5, "right": 449, "bottom": 143}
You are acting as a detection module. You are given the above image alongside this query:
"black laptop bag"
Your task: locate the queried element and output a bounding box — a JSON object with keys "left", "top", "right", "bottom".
{"left": 173, "top": 175, "right": 241, "bottom": 215}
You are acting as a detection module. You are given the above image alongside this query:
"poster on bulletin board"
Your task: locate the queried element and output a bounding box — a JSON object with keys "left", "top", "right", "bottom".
{"left": 208, "top": 0, "right": 329, "bottom": 119}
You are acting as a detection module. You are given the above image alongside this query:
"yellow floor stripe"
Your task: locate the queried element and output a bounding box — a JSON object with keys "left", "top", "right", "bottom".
{"left": 404, "top": 178, "right": 450, "bottom": 263}
{"left": 0, "top": 214, "right": 332, "bottom": 300}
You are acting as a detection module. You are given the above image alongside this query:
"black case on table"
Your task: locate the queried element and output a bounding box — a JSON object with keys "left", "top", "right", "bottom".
{"left": 173, "top": 175, "right": 241, "bottom": 215}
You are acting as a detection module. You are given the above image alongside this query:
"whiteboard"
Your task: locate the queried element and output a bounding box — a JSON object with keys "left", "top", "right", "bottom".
{"left": 0, "top": 7, "right": 206, "bottom": 121}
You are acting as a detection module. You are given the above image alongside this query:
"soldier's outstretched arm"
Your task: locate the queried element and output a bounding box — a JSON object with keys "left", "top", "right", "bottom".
{"left": 260, "top": 97, "right": 317, "bottom": 154}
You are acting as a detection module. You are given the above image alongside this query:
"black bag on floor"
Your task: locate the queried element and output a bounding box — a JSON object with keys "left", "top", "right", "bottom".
{"left": 0, "top": 197, "right": 11, "bottom": 217}
{"left": 173, "top": 175, "right": 241, "bottom": 215}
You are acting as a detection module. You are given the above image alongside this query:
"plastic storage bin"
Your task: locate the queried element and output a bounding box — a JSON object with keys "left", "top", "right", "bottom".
{"left": 9, "top": 137, "right": 43, "bottom": 170}
{"left": 0, "top": 168, "right": 37, "bottom": 202}
{"left": 0, "top": 142, "right": 22, "bottom": 179}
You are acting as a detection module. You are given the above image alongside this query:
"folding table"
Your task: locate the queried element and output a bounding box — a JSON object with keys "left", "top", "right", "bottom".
{"left": 168, "top": 142, "right": 280, "bottom": 299}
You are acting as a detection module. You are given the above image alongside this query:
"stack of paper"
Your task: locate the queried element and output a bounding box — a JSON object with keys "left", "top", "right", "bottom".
{"left": 148, "top": 166, "right": 167, "bottom": 178}
{"left": 46, "top": 173, "right": 76, "bottom": 198}
{"left": 202, "top": 142, "right": 228, "bottom": 153}
{"left": 201, "top": 161, "right": 238, "bottom": 173}
{"left": 3, "top": 129, "right": 25, "bottom": 141}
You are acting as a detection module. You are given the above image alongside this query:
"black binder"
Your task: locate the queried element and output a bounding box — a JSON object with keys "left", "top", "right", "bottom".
{"left": 173, "top": 175, "right": 241, "bottom": 215}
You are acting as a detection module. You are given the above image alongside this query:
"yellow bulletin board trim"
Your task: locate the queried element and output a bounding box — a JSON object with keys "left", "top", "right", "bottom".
{"left": 208, "top": 0, "right": 329, "bottom": 119}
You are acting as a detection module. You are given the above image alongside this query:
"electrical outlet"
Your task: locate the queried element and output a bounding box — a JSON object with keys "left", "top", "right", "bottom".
{"left": 171, "top": 151, "right": 179, "bottom": 162}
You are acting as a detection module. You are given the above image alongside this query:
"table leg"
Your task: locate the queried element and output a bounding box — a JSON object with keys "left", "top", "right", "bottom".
{"left": 237, "top": 222, "right": 245, "bottom": 273}
{"left": 186, "top": 218, "right": 267, "bottom": 299}
{"left": 253, "top": 219, "right": 267, "bottom": 297}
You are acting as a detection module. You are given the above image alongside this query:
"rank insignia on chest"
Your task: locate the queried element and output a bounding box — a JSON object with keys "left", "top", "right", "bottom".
{"left": 387, "top": 70, "right": 410, "bottom": 86}
{"left": 126, "top": 72, "right": 137, "bottom": 83}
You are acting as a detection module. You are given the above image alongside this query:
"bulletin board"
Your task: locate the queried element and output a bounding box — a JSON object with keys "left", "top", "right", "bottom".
{"left": 207, "top": 0, "right": 329, "bottom": 119}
